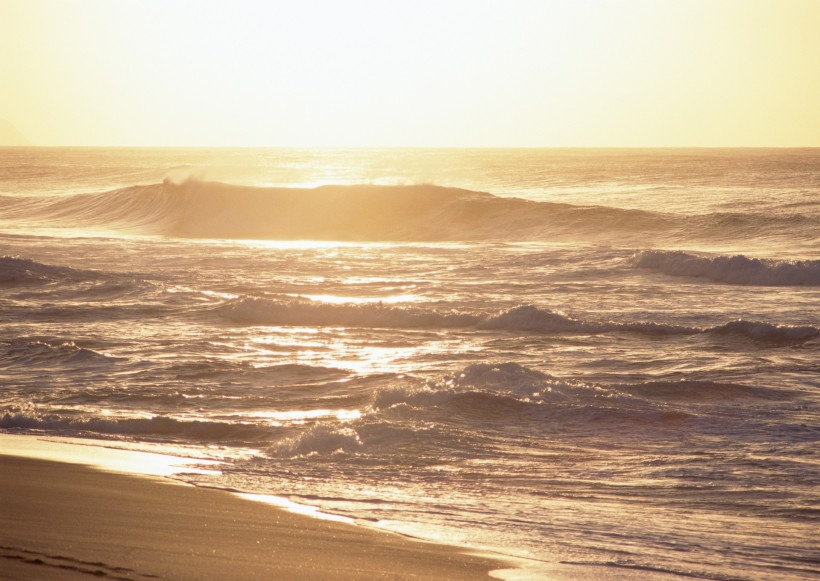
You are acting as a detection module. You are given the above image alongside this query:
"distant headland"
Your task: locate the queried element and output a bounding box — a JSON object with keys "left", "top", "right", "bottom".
{"left": 0, "top": 119, "right": 31, "bottom": 146}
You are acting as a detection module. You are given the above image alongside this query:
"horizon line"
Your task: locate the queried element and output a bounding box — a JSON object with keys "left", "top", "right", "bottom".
{"left": 2, "top": 144, "right": 819, "bottom": 150}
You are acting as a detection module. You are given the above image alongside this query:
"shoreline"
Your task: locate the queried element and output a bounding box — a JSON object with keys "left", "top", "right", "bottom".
{"left": 0, "top": 437, "right": 690, "bottom": 580}
{"left": 0, "top": 436, "right": 511, "bottom": 580}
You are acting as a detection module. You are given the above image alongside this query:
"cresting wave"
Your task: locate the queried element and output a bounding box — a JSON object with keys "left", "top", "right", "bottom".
{"left": 220, "top": 298, "right": 820, "bottom": 343}
{"left": 2, "top": 362, "right": 740, "bottom": 447}
{"left": 0, "top": 353, "right": 790, "bottom": 450}
{"left": 0, "top": 185, "right": 179, "bottom": 234}
{"left": 635, "top": 250, "right": 820, "bottom": 286}
{"left": 2, "top": 179, "right": 817, "bottom": 243}
{"left": 266, "top": 362, "right": 786, "bottom": 458}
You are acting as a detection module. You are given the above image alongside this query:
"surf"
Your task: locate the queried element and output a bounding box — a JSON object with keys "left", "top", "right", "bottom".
{"left": 218, "top": 298, "right": 820, "bottom": 343}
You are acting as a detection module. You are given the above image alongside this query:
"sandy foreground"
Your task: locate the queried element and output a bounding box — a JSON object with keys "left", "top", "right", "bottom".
{"left": 0, "top": 449, "right": 511, "bottom": 580}
{"left": 0, "top": 435, "right": 681, "bottom": 581}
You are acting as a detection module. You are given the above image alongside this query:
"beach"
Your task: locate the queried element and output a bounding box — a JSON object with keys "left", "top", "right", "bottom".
{"left": 2, "top": 147, "right": 818, "bottom": 579}
{"left": 3, "top": 0, "right": 818, "bottom": 577}
{"left": 0, "top": 444, "right": 505, "bottom": 580}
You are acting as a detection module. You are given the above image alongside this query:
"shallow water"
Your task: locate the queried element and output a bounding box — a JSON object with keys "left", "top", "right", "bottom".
{"left": 1, "top": 147, "right": 818, "bottom": 579}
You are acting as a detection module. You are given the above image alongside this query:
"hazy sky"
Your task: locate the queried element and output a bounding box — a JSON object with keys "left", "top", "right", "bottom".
{"left": 1, "top": 0, "right": 818, "bottom": 147}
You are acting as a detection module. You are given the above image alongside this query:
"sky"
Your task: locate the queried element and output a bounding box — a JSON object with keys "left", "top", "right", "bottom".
{"left": 1, "top": 0, "right": 818, "bottom": 147}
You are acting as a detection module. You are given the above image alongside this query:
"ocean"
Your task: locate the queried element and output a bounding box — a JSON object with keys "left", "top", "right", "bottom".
{"left": 1, "top": 147, "right": 818, "bottom": 579}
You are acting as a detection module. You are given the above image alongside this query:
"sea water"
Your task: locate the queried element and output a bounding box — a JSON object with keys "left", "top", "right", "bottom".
{"left": 1, "top": 148, "right": 818, "bottom": 579}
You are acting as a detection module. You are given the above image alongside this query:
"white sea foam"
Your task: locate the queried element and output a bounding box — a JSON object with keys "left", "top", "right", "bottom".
{"left": 269, "top": 423, "right": 363, "bottom": 457}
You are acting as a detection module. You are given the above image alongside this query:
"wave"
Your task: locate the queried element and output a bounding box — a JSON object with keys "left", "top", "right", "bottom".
{"left": 269, "top": 423, "right": 364, "bottom": 457}
{"left": 159, "top": 360, "right": 349, "bottom": 384}
{"left": 688, "top": 210, "right": 819, "bottom": 244}
{"left": 0, "top": 256, "right": 149, "bottom": 306}
{"left": 1, "top": 361, "right": 800, "bottom": 450}
{"left": 635, "top": 250, "right": 820, "bottom": 286}
{"left": 266, "top": 362, "right": 698, "bottom": 458}
{"left": 0, "top": 338, "right": 122, "bottom": 368}
{"left": 0, "top": 256, "right": 109, "bottom": 286}
{"left": 616, "top": 380, "right": 787, "bottom": 401}
{"left": 0, "top": 185, "right": 180, "bottom": 234}
{"left": 219, "top": 298, "right": 820, "bottom": 343}
{"left": 3, "top": 300, "right": 175, "bottom": 323}
{"left": 369, "top": 363, "right": 578, "bottom": 419}
{"left": 477, "top": 305, "right": 693, "bottom": 335}
{"left": 274, "top": 361, "right": 809, "bottom": 458}
{"left": 220, "top": 296, "right": 480, "bottom": 328}
{"left": 708, "top": 320, "right": 820, "bottom": 343}
{"left": 0, "top": 409, "right": 277, "bottom": 443}
{"left": 3, "top": 179, "right": 816, "bottom": 243}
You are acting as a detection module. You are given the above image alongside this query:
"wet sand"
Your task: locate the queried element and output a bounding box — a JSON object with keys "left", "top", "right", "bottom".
{"left": 0, "top": 454, "right": 505, "bottom": 580}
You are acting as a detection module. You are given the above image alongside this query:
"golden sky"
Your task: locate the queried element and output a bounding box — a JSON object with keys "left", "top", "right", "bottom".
{"left": 1, "top": 0, "right": 818, "bottom": 147}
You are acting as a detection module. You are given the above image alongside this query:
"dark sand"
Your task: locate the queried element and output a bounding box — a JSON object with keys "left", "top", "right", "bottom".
{"left": 0, "top": 455, "right": 505, "bottom": 580}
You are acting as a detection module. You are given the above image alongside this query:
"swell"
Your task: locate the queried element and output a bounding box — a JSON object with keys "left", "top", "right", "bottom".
{"left": 219, "top": 298, "right": 820, "bottom": 343}
{"left": 2, "top": 179, "right": 816, "bottom": 243}
{"left": 0, "top": 185, "right": 180, "bottom": 234}
{"left": 635, "top": 250, "right": 820, "bottom": 286}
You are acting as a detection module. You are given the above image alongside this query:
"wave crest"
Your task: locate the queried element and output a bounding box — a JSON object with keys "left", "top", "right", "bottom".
{"left": 218, "top": 297, "right": 819, "bottom": 343}
{"left": 708, "top": 320, "right": 820, "bottom": 342}
{"left": 269, "top": 423, "right": 363, "bottom": 457}
{"left": 3, "top": 179, "right": 816, "bottom": 244}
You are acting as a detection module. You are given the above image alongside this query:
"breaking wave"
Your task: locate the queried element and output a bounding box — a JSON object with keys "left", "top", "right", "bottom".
{"left": 269, "top": 423, "right": 364, "bottom": 457}
{"left": 2, "top": 179, "right": 816, "bottom": 243}
{"left": 0, "top": 361, "right": 803, "bottom": 451}
{"left": 264, "top": 362, "right": 701, "bottom": 458}
{"left": 635, "top": 250, "right": 820, "bottom": 286}
{"left": 219, "top": 298, "right": 820, "bottom": 343}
